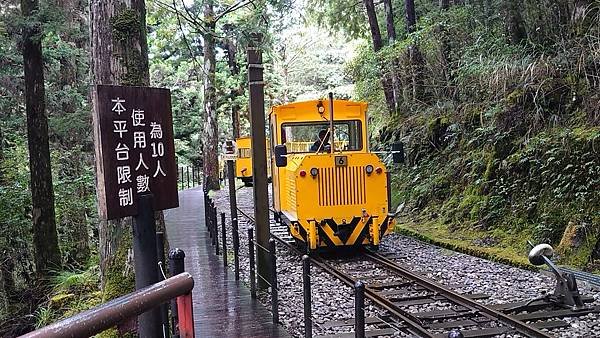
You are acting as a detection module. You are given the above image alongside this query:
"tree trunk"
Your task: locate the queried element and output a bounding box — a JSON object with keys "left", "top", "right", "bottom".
{"left": 363, "top": 0, "right": 395, "bottom": 114}
{"left": 383, "top": 0, "right": 400, "bottom": 113}
{"left": 225, "top": 37, "right": 241, "bottom": 139}
{"left": 440, "top": 0, "right": 450, "bottom": 9}
{"left": 405, "top": 0, "right": 417, "bottom": 33}
{"left": 21, "top": 0, "right": 62, "bottom": 277}
{"left": 90, "top": 0, "right": 152, "bottom": 310}
{"left": 203, "top": 0, "right": 220, "bottom": 190}
{"left": 504, "top": 0, "right": 527, "bottom": 44}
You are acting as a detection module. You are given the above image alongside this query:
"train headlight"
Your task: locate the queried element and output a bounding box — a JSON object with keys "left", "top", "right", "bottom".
{"left": 365, "top": 165, "right": 374, "bottom": 175}
{"left": 299, "top": 170, "right": 307, "bottom": 177}
{"left": 375, "top": 167, "right": 383, "bottom": 174}
{"left": 310, "top": 168, "right": 318, "bottom": 177}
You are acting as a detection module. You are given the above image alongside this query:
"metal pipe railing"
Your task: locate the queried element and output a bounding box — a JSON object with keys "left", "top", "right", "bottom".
{"left": 20, "top": 272, "right": 195, "bottom": 338}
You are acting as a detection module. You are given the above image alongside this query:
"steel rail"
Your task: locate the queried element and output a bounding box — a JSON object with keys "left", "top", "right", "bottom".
{"left": 237, "top": 207, "right": 554, "bottom": 338}
{"left": 366, "top": 251, "right": 554, "bottom": 338}
{"left": 236, "top": 208, "right": 434, "bottom": 337}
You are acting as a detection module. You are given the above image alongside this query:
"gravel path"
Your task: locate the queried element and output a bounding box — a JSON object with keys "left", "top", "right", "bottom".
{"left": 210, "top": 186, "right": 600, "bottom": 338}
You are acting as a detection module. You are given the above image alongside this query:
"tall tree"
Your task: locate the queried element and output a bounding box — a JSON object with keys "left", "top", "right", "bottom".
{"left": 404, "top": 0, "right": 424, "bottom": 101}
{"left": 363, "top": 0, "right": 395, "bottom": 114}
{"left": 90, "top": 0, "right": 151, "bottom": 309}
{"left": 203, "top": 0, "right": 220, "bottom": 190}
{"left": 21, "top": 0, "right": 61, "bottom": 277}
{"left": 405, "top": 0, "right": 417, "bottom": 33}
{"left": 383, "top": 0, "right": 399, "bottom": 112}
{"left": 504, "top": 0, "right": 527, "bottom": 44}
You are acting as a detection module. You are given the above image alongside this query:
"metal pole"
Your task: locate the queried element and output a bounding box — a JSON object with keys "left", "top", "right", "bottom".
{"left": 187, "top": 166, "right": 190, "bottom": 189}
{"left": 302, "top": 255, "right": 312, "bottom": 338}
{"left": 214, "top": 206, "right": 220, "bottom": 256}
{"left": 355, "top": 281, "right": 365, "bottom": 338}
{"left": 169, "top": 248, "right": 185, "bottom": 336}
{"left": 270, "top": 238, "right": 278, "bottom": 324}
{"left": 132, "top": 193, "right": 160, "bottom": 338}
{"left": 156, "top": 232, "right": 169, "bottom": 336}
{"left": 248, "top": 227, "right": 256, "bottom": 299}
{"left": 180, "top": 167, "right": 183, "bottom": 190}
{"left": 247, "top": 32, "right": 271, "bottom": 289}
{"left": 329, "top": 92, "right": 334, "bottom": 153}
{"left": 221, "top": 212, "right": 227, "bottom": 267}
{"left": 227, "top": 160, "right": 240, "bottom": 281}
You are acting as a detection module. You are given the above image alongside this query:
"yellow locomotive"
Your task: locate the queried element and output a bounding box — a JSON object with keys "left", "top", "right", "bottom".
{"left": 235, "top": 136, "right": 271, "bottom": 186}
{"left": 270, "top": 95, "right": 398, "bottom": 250}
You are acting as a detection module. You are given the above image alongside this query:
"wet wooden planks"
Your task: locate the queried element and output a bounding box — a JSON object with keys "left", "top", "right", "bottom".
{"left": 164, "top": 187, "right": 291, "bottom": 338}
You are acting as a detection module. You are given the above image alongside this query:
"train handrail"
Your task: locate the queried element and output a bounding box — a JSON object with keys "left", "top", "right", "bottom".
{"left": 20, "top": 272, "right": 195, "bottom": 338}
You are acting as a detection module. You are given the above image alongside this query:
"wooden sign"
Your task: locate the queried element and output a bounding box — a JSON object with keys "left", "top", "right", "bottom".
{"left": 93, "top": 85, "right": 179, "bottom": 220}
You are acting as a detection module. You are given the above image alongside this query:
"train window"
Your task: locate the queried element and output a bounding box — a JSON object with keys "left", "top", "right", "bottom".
{"left": 281, "top": 120, "right": 362, "bottom": 153}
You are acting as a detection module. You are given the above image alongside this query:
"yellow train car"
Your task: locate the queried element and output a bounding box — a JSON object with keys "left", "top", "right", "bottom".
{"left": 235, "top": 136, "right": 271, "bottom": 186}
{"left": 270, "top": 97, "right": 397, "bottom": 250}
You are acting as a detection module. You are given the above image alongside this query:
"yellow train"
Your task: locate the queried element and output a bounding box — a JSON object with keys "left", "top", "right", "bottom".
{"left": 270, "top": 96, "right": 398, "bottom": 250}
{"left": 235, "top": 136, "right": 271, "bottom": 186}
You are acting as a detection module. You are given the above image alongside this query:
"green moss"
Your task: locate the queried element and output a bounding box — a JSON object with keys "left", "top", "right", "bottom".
{"left": 110, "top": 9, "right": 140, "bottom": 42}
{"left": 102, "top": 233, "right": 135, "bottom": 303}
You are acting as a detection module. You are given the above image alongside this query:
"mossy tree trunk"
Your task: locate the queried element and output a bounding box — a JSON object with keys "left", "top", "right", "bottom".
{"left": 90, "top": 1, "right": 165, "bottom": 317}
{"left": 405, "top": 0, "right": 425, "bottom": 101}
{"left": 22, "top": 0, "right": 62, "bottom": 278}
{"left": 203, "top": 0, "right": 220, "bottom": 191}
{"left": 503, "top": 0, "right": 527, "bottom": 44}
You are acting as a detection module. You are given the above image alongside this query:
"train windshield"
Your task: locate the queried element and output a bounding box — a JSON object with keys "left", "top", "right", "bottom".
{"left": 281, "top": 120, "right": 362, "bottom": 153}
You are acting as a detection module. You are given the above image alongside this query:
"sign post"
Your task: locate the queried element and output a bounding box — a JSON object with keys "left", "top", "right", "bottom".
{"left": 92, "top": 85, "right": 179, "bottom": 337}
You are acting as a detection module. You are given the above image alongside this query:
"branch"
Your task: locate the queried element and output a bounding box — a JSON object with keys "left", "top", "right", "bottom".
{"left": 214, "top": 0, "right": 252, "bottom": 22}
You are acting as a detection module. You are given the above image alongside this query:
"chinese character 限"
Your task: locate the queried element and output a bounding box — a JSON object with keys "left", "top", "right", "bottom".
{"left": 136, "top": 174, "right": 150, "bottom": 193}
{"left": 113, "top": 120, "right": 128, "bottom": 138}
{"left": 131, "top": 109, "right": 146, "bottom": 127}
{"left": 111, "top": 97, "right": 126, "bottom": 115}
{"left": 133, "top": 131, "right": 146, "bottom": 149}
{"left": 150, "top": 122, "right": 163, "bottom": 139}
{"left": 151, "top": 142, "right": 165, "bottom": 158}
{"left": 115, "top": 143, "right": 130, "bottom": 161}
{"left": 153, "top": 159, "right": 167, "bottom": 178}
{"left": 117, "top": 165, "right": 132, "bottom": 184}
{"left": 135, "top": 153, "right": 149, "bottom": 171}
{"left": 118, "top": 187, "right": 133, "bottom": 206}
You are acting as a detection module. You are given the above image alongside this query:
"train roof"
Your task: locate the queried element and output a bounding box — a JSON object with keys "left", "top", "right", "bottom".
{"left": 270, "top": 99, "right": 368, "bottom": 121}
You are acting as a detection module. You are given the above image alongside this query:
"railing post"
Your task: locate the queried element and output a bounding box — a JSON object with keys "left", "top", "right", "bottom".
{"left": 227, "top": 159, "right": 240, "bottom": 281}
{"left": 187, "top": 166, "right": 190, "bottom": 189}
{"left": 232, "top": 217, "right": 240, "bottom": 280}
{"left": 214, "top": 206, "right": 220, "bottom": 256}
{"left": 204, "top": 189, "right": 209, "bottom": 229}
{"left": 156, "top": 232, "right": 169, "bottom": 336}
{"left": 270, "top": 238, "right": 278, "bottom": 324}
{"left": 176, "top": 292, "right": 195, "bottom": 338}
{"left": 302, "top": 255, "right": 312, "bottom": 338}
{"left": 221, "top": 212, "right": 227, "bottom": 267}
{"left": 248, "top": 227, "right": 256, "bottom": 299}
{"left": 169, "top": 248, "right": 186, "bottom": 336}
{"left": 355, "top": 281, "right": 365, "bottom": 338}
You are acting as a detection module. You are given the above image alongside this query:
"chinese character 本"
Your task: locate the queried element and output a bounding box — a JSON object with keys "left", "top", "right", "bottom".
{"left": 118, "top": 187, "right": 133, "bottom": 206}
{"left": 135, "top": 153, "right": 149, "bottom": 171}
{"left": 117, "top": 165, "right": 132, "bottom": 184}
{"left": 133, "top": 131, "right": 146, "bottom": 149}
{"left": 136, "top": 174, "right": 150, "bottom": 193}
{"left": 113, "top": 120, "right": 128, "bottom": 138}
{"left": 131, "top": 109, "right": 146, "bottom": 127}
{"left": 153, "top": 159, "right": 167, "bottom": 178}
{"left": 150, "top": 122, "right": 163, "bottom": 139}
{"left": 111, "top": 97, "right": 126, "bottom": 115}
{"left": 151, "top": 142, "right": 165, "bottom": 158}
{"left": 115, "top": 143, "right": 130, "bottom": 161}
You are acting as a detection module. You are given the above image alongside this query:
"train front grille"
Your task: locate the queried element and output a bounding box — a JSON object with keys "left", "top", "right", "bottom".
{"left": 318, "top": 166, "right": 366, "bottom": 206}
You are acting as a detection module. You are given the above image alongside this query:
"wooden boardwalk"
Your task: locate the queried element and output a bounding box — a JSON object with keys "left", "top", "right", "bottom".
{"left": 164, "top": 187, "right": 290, "bottom": 338}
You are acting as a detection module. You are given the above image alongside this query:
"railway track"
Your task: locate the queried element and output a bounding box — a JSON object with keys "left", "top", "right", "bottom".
{"left": 235, "top": 206, "right": 599, "bottom": 338}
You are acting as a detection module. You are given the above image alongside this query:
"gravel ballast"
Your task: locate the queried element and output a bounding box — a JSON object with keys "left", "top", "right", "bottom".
{"left": 210, "top": 186, "right": 600, "bottom": 338}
